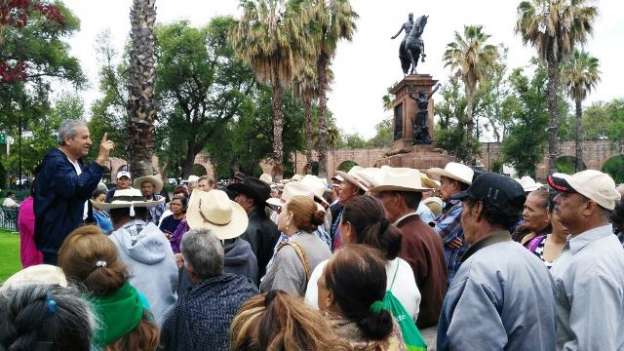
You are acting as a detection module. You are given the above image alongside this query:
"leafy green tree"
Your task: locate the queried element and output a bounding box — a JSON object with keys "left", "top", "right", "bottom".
{"left": 582, "top": 99, "right": 624, "bottom": 150}
{"left": 230, "top": 0, "right": 314, "bottom": 179}
{"left": 561, "top": 49, "right": 600, "bottom": 171}
{"left": 443, "top": 25, "right": 499, "bottom": 163}
{"left": 501, "top": 67, "right": 549, "bottom": 177}
{"left": 367, "top": 119, "right": 393, "bottom": 148}
{"left": 156, "top": 19, "right": 256, "bottom": 178}
{"left": 515, "top": 0, "right": 597, "bottom": 174}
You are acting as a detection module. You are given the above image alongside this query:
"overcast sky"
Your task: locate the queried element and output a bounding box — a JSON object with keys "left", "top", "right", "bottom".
{"left": 61, "top": 0, "right": 623, "bottom": 139}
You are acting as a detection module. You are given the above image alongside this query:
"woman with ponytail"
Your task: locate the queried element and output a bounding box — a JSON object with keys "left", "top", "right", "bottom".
{"left": 58, "top": 225, "right": 159, "bottom": 351}
{"left": 317, "top": 244, "right": 407, "bottom": 350}
{"left": 305, "top": 195, "right": 420, "bottom": 321}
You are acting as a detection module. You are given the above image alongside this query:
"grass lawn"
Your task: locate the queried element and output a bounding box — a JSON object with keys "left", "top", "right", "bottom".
{"left": 0, "top": 230, "right": 21, "bottom": 283}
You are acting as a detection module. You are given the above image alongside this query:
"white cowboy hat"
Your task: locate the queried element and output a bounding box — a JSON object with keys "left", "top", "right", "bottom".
{"left": 516, "top": 175, "right": 543, "bottom": 192}
{"left": 186, "top": 189, "right": 249, "bottom": 240}
{"left": 357, "top": 167, "right": 383, "bottom": 188}
{"left": 336, "top": 166, "right": 372, "bottom": 192}
{"left": 299, "top": 175, "right": 330, "bottom": 206}
{"left": 369, "top": 167, "right": 432, "bottom": 193}
{"left": 91, "top": 188, "right": 165, "bottom": 211}
{"left": 0, "top": 265, "right": 67, "bottom": 294}
{"left": 259, "top": 173, "right": 273, "bottom": 185}
{"left": 422, "top": 196, "right": 444, "bottom": 216}
{"left": 266, "top": 181, "right": 314, "bottom": 208}
{"left": 427, "top": 162, "right": 474, "bottom": 186}
{"left": 133, "top": 175, "right": 164, "bottom": 193}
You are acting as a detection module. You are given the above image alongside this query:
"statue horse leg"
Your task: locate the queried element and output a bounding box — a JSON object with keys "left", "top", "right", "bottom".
{"left": 407, "top": 46, "right": 420, "bottom": 75}
{"left": 399, "top": 40, "right": 410, "bottom": 75}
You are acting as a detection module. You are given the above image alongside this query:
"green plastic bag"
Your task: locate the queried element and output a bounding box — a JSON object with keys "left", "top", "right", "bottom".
{"left": 383, "top": 262, "right": 427, "bottom": 351}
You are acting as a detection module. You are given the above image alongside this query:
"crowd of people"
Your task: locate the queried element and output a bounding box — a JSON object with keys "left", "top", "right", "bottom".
{"left": 2, "top": 120, "right": 624, "bottom": 350}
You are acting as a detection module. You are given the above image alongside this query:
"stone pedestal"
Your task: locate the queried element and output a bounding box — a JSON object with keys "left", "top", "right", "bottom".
{"left": 390, "top": 74, "right": 437, "bottom": 152}
{"left": 377, "top": 74, "right": 452, "bottom": 170}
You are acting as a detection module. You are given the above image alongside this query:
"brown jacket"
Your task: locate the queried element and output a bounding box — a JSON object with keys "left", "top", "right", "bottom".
{"left": 396, "top": 213, "right": 448, "bottom": 328}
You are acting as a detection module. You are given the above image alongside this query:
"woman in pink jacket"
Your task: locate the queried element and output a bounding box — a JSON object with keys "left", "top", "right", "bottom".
{"left": 18, "top": 195, "right": 43, "bottom": 267}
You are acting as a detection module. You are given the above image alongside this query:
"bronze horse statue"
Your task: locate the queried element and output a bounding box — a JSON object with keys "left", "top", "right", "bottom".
{"left": 399, "top": 14, "right": 428, "bottom": 75}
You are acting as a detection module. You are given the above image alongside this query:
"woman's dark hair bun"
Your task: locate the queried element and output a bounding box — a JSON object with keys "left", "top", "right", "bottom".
{"left": 356, "top": 309, "right": 394, "bottom": 340}
{"left": 311, "top": 210, "right": 325, "bottom": 226}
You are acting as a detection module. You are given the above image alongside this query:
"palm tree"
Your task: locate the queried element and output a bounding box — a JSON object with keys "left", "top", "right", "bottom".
{"left": 293, "top": 64, "right": 319, "bottom": 174}
{"left": 562, "top": 49, "right": 600, "bottom": 171}
{"left": 230, "top": 0, "right": 314, "bottom": 179}
{"left": 515, "top": 0, "right": 597, "bottom": 174}
{"left": 308, "top": 0, "right": 357, "bottom": 177}
{"left": 127, "top": 0, "right": 158, "bottom": 177}
{"left": 443, "top": 25, "right": 499, "bottom": 164}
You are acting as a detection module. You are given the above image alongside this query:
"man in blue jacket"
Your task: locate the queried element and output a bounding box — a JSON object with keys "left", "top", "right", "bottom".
{"left": 34, "top": 120, "right": 114, "bottom": 264}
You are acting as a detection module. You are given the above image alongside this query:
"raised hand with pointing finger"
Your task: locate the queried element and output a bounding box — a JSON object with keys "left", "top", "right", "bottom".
{"left": 95, "top": 132, "right": 115, "bottom": 167}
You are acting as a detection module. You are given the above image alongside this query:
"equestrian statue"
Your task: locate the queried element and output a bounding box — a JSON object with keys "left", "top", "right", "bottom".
{"left": 391, "top": 13, "right": 428, "bottom": 75}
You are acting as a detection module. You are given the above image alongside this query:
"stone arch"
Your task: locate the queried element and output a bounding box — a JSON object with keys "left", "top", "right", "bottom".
{"left": 602, "top": 155, "right": 624, "bottom": 184}
{"left": 555, "top": 155, "right": 586, "bottom": 174}
{"left": 337, "top": 160, "right": 358, "bottom": 172}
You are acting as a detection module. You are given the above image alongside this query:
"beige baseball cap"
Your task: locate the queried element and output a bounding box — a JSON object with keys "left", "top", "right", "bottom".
{"left": 547, "top": 170, "right": 621, "bottom": 210}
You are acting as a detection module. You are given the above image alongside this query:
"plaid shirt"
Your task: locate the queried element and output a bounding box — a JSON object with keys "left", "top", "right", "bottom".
{"left": 434, "top": 199, "right": 468, "bottom": 283}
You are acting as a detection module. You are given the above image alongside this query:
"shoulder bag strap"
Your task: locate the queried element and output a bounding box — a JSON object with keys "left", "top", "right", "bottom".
{"left": 279, "top": 241, "right": 311, "bottom": 283}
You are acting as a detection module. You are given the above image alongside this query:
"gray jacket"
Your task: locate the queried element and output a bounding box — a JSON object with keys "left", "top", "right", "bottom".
{"left": 260, "top": 231, "right": 331, "bottom": 296}
{"left": 551, "top": 224, "right": 624, "bottom": 351}
{"left": 437, "top": 231, "right": 556, "bottom": 351}
{"left": 110, "top": 220, "right": 178, "bottom": 326}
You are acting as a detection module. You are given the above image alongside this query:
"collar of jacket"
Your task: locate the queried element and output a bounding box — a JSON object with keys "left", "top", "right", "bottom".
{"left": 460, "top": 230, "right": 512, "bottom": 263}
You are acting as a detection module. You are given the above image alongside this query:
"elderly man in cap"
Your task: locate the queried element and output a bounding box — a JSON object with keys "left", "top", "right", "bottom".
{"left": 437, "top": 173, "right": 556, "bottom": 351}
{"left": 228, "top": 177, "right": 279, "bottom": 284}
{"left": 106, "top": 170, "right": 132, "bottom": 202}
{"left": 134, "top": 174, "right": 166, "bottom": 225}
{"left": 370, "top": 167, "right": 447, "bottom": 329}
{"left": 547, "top": 170, "right": 624, "bottom": 350}
{"left": 427, "top": 162, "right": 474, "bottom": 282}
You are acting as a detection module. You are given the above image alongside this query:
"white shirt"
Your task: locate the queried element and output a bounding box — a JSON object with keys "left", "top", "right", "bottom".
{"left": 68, "top": 158, "right": 88, "bottom": 220}
{"left": 304, "top": 257, "right": 421, "bottom": 321}
{"left": 2, "top": 197, "right": 18, "bottom": 208}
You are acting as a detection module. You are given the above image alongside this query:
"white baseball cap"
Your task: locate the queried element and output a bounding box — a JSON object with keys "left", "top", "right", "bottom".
{"left": 117, "top": 171, "right": 131, "bottom": 180}
{"left": 547, "top": 170, "right": 621, "bottom": 210}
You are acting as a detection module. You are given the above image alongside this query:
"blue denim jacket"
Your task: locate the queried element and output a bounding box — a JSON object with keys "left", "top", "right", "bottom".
{"left": 433, "top": 200, "right": 467, "bottom": 282}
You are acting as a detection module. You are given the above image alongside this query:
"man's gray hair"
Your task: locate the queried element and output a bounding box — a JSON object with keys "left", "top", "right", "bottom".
{"left": 181, "top": 228, "right": 224, "bottom": 279}
{"left": 57, "top": 119, "right": 87, "bottom": 145}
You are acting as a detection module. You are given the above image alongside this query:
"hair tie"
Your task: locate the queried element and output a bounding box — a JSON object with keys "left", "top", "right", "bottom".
{"left": 45, "top": 293, "right": 58, "bottom": 315}
{"left": 95, "top": 260, "right": 107, "bottom": 268}
{"left": 369, "top": 300, "right": 386, "bottom": 314}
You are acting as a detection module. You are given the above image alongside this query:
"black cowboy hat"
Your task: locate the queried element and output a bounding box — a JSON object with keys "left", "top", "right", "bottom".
{"left": 227, "top": 177, "right": 271, "bottom": 207}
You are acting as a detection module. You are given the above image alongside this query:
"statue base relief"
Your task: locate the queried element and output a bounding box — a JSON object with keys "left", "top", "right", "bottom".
{"left": 378, "top": 74, "right": 452, "bottom": 170}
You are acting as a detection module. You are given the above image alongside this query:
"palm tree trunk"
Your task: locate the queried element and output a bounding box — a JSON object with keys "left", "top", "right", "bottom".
{"left": 316, "top": 53, "right": 329, "bottom": 177}
{"left": 304, "top": 95, "right": 313, "bottom": 174}
{"left": 575, "top": 97, "right": 583, "bottom": 171}
{"left": 127, "top": 0, "right": 157, "bottom": 178}
{"left": 465, "top": 88, "right": 476, "bottom": 165}
{"left": 271, "top": 65, "right": 284, "bottom": 180}
{"left": 546, "top": 61, "right": 560, "bottom": 175}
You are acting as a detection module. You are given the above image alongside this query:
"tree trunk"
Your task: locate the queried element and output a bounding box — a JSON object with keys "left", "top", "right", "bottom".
{"left": 181, "top": 142, "right": 196, "bottom": 179}
{"left": 127, "top": 0, "right": 157, "bottom": 178}
{"left": 465, "top": 87, "right": 476, "bottom": 165}
{"left": 546, "top": 61, "right": 560, "bottom": 175}
{"left": 271, "top": 66, "right": 284, "bottom": 181}
{"left": 316, "top": 53, "right": 329, "bottom": 177}
{"left": 574, "top": 98, "right": 583, "bottom": 171}
{"left": 304, "top": 95, "right": 313, "bottom": 174}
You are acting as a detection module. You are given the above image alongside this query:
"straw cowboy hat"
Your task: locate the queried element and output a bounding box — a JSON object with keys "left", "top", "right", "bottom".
{"left": 91, "top": 188, "right": 165, "bottom": 211}
{"left": 259, "top": 173, "right": 273, "bottom": 185}
{"left": 369, "top": 167, "right": 432, "bottom": 193}
{"left": 422, "top": 196, "right": 444, "bottom": 217}
{"left": 299, "top": 175, "right": 330, "bottom": 206}
{"left": 186, "top": 189, "right": 249, "bottom": 240}
{"left": 134, "top": 175, "right": 164, "bottom": 193}
{"left": 516, "top": 175, "right": 543, "bottom": 192}
{"left": 0, "top": 265, "right": 68, "bottom": 294}
{"left": 427, "top": 162, "right": 474, "bottom": 186}
{"left": 356, "top": 167, "right": 383, "bottom": 189}
{"left": 336, "top": 166, "right": 372, "bottom": 192}
{"left": 266, "top": 181, "right": 314, "bottom": 208}
{"left": 420, "top": 173, "right": 441, "bottom": 189}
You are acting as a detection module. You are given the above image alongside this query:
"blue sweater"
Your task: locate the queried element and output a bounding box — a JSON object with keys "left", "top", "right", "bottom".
{"left": 34, "top": 148, "right": 104, "bottom": 256}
